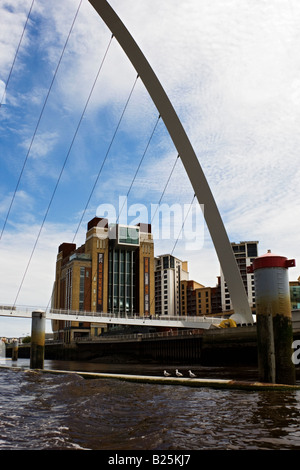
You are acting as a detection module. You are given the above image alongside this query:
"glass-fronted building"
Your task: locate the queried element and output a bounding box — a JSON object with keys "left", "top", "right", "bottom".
{"left": 52, "top": 218, "right": 154, "bottom": 341}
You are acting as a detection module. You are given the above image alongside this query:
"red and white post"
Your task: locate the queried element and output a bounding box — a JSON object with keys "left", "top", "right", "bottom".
{"left": 249, "top": 251, "right": 296, "bottom": 385}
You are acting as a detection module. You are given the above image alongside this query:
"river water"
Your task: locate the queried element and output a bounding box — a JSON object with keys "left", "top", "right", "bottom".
{"left": 1, "top": 358, "right": 300, "bottom": 451}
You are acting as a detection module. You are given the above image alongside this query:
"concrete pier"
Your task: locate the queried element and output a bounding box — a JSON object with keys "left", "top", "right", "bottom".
{"left": 30, "top": 310, "right": 46, "bottom": 369}
{"left": 249, "top": 251, "right": 296, "bottom": 385}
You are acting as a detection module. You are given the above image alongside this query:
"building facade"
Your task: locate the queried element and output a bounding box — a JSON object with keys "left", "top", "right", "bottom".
{"left": 220, "top": 241, "right": 258, "bottom": 313}
{"left": 181, "top": 277, "right": 222, "bottom": 316}
{"left": 290, "top": 277, "right": 300, "bottom": 309}
{"left": 154, "top": 254, "right": 189, "bottom": 316}
{"left": 181, "top": 280, "right": 205, "bottom": 316}
{"left": 52, "top": 217, "right": 154, "bottom": 341}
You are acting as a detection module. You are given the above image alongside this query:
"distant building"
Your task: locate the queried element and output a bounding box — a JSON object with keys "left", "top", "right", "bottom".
{"left": 154, "top": 254, "right": 189, "bottom": 316}
{"left": 211, "top": 276, "right": 222, "bottom": 314}
{"left": 220, "top": 241, "right": 258, "bottom": 312}
{"left": 181, "top": 280, "right": 205, "bottom": 316}
{"left": 181, "top": 277, "right": 222, "bottom": 316}
{"left": 290, "top": 277, "right": 300, "bottom": 309}
{"left": 52, "top": 217, "right": 154, "bottom": 341}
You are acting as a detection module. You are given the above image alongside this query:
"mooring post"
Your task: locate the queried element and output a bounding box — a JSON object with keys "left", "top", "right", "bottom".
{"left": 12, "top": 339, "right": 18, "bottom": 361}
{"left": 248, "top": 251, "right": 296, "bottom": 385}
{"left": 30, "top": 310, "right": 46, "bottom": 369}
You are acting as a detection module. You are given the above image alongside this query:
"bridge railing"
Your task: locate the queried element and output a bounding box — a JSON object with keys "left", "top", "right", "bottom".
{"left": 0, "top": 304, "right": 226, "bottom": 324}
{"left": 47, "top": 307, "right": 224, "bottom": 324}
{"left": 75, "top": 328, "right": 205, "bottom": 343}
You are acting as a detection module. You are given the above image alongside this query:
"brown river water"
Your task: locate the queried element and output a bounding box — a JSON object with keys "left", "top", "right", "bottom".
{"left": 1, "top": 358, "right": 300, "bottom": 451}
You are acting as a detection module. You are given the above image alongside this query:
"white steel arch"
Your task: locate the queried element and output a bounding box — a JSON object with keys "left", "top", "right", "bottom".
{"left": 88, "top": 0, "right": 253, "bottom": 324}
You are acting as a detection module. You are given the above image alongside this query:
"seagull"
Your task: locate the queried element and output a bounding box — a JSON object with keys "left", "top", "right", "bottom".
{"left": 164, "top": 370, "right": 171, "bottom": 377}
{"left": 175, "top": 369, "right": 183, "bottom": 377}
{"left": 188, "top": 370, "right": 196, "bottom": 378}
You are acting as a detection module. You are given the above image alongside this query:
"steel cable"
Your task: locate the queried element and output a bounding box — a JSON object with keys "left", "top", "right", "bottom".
{"left": 12, "top": 10, "right": 115, "bottom": 308}
{"left": 0, "top": 0, "right": 35, "bottom": 108}
{"left": 72, "top": 73, "right": 139, "bottom": 243}
{"left": 0, "top": 0, "right": 83, "bottom": 242}
{"left": 116, "top": 113, "right": 161, "bottom": 224}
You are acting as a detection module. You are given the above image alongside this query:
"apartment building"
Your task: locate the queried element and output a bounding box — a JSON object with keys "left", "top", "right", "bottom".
{"left": 154, "top": 254, "right": 189, "bottom": 316}
{"left": 220, "top": 241, "right": 258, "bottom": 312}
{"left": 181, "top": 277, "right": 222, "bottom": 316}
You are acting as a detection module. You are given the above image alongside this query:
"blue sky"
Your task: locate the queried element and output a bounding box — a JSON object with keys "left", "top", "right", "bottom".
{"left": 1, "top": 0, "right": 300, "bottom": 337}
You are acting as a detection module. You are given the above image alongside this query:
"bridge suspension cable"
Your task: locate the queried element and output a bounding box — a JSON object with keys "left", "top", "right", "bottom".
{"left": 116, "top": 113, "right": 161, "bottom": 224}
{"left": 45, "top": 65, "right": 139, "bottom": 312}
{"left": 12, "top": 24, "right": 114, "bottom": 309}
{"left": 77, "top": 111, "right": 162, "bottom": 314}
{"left": 150, "top": 154, "right": 180, "bottom": 225}
{"left": 0, "top": 0, "right": 83, "bottom": 242}
{"left": 72, "top": 72, "right": 139, "bottom": 243}
{"left": 0, "top": 0, "right": 35, "bottom": 108}
{"left": 171, "top": 193, "right": 196, "bottom": 256}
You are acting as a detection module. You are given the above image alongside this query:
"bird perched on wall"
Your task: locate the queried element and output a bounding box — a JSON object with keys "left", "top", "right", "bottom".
{"left": 188, "top": 370, "right": 196, "bottom": 378}
{"left": 164, "top": 370, "right": 171, "bottom": 377}
{"left": 175, "top": 369, "right": 183, "bottom": 377}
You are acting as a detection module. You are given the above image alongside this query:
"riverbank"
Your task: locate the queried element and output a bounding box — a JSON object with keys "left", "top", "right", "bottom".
{"left": 6, "top": 325, "right": 259, "bottom": 365}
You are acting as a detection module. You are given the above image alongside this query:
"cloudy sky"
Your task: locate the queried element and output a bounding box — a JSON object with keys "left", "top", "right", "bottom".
{"left": 0, "top": 0, "right": 300, "bottom": 337}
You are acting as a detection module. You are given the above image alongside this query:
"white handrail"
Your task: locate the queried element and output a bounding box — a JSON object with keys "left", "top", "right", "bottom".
{"left": 0, "top": 304, "right": 224, "bottom": 324}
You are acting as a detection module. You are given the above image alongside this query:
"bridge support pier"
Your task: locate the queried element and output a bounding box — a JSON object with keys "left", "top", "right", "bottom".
{"left": 12, "top": 340, "right": 18, "bottom": 361}
{"left": 30, "top": 310, "right": 46, "bottom": 369}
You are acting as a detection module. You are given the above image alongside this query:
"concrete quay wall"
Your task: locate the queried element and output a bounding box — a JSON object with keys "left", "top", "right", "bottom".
{"left": 6, "top": 326, "right": 261, "bottom": 365}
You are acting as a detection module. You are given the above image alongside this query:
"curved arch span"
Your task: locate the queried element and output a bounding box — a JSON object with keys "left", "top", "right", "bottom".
{"left": 88, "top": 0, "right": 253, "bottom": 323}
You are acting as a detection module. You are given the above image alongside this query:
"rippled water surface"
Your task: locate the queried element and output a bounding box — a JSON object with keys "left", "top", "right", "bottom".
{"left": 1, "top": 359, "right": 300, "bottom": 450}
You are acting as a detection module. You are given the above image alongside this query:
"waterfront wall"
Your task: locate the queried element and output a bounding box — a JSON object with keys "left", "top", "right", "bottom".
{"left": 6, "top": 326, "right": 260, "bottom": 365}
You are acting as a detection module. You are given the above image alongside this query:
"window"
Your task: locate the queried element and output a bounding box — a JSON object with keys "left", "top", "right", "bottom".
{"left": 247, "top": 243, "right": 258, "bottom": 258}
{"left": 118, "top": 226, "right": 139, "bottom": 245}
{"left": 108, "top": 247, "right": 136, "bottom": 314}
{"left": 79, "top": 267, "right": 85, "bottom": 311}
{"left": 66, "top": 267, "right": 72, "bottom": 310}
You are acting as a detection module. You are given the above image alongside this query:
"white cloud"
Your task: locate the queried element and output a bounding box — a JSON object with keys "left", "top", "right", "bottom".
{"left": 0, "top": 1, "right": 32, "bottom": 70}
{"left": 0, "top": 221, "right": 75, "bottom": 305}
{"left": 0, "top": 220, "right": 75, "bottom": 337}
{"left": 0, "top": 189, "right": 33, "bottom": 215}
{"left": 0, "top": 80, "right": 6, "bottom": 105}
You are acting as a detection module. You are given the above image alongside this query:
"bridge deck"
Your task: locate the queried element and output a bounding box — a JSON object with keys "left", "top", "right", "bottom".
{"left": 0, "top": 305, "right": 226, "bottom": 329}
